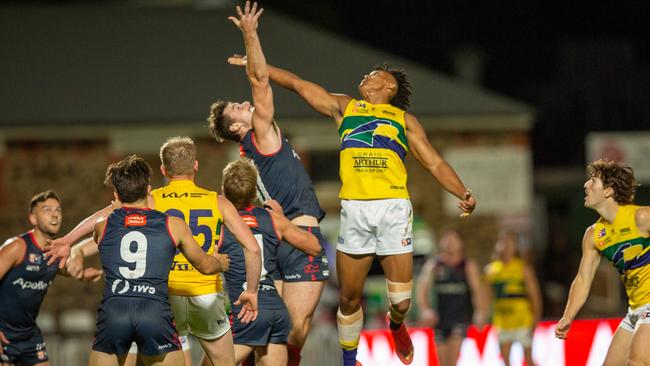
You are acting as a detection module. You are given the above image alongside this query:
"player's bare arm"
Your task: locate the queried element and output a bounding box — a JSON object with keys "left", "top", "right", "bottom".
{"left": 228, "top": 1, "right": 278, "bottom": 150}
{"left": 170, "top": 216, "right": 229, "bottom": 275}
{"left": 46, "top": 203, "right": 114, "bottom": 267}
{"left": 218, "top": 195, "right": 261, "bottom": 323}
{"left": 405, "top": 112, "right": 476, "bottom": 215}
{"left": 555, "top": 226, "right": 601, "bottom": 339}
{"left": 465, "top": 259, "right": 487, "bottom": 327}
{"left": 523, "top": 264, "right": 543, "bottom": 325}
{"left": 66, "top": 237, "right": 99, "bottom": 279}
{"left": 264, "top": 199, "right": 321, "bottom": 256}
{"left": 0, "top": 238, "right": 26, "bottom": 281}
{"left": 416, "top": 258, "right": 438, "bottom": 327}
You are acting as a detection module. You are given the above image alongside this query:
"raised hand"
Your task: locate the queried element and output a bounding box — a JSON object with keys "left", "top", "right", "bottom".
{"left": 264, "top": 199, "right": 288, "bottom": 226}
{"left": 233, "top": 290, "right": 258, "bottom": 323}
{"left": 44, "top": 237, "right": 72, "bottom": 269}
{"left": 228, "top": 1, "right": 264, "bottom": 34}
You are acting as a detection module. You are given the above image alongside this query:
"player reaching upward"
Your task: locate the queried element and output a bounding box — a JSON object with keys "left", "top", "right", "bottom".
{"left": 208, "top": 3, "right": 329, "bottom": 364}
{"left": 225, "top": 27, "right": 476, "bottom": 365}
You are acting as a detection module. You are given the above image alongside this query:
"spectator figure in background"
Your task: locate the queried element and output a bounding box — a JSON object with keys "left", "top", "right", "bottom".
{"left": 555, "top": 159, "right": 650, "bottom": 365}
{"left": 0, "top": 191, "right": 101, "bottom": 366}
{"left": 484, "top": 231, "right": 541, "bottom": 366}
{"left": 416, "top": 229, "right": 484, "bottom": 366}
{"left": 216, "top": 158, "right": 322, "bottom": 365}
{"left": 209, "top": 3, "right": 330, "bottom": 364}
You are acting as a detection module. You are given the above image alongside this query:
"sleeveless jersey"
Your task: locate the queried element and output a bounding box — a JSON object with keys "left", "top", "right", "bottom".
{"left": 338, "top": 99, "right": 409, "bottom": 199}
{"left": 98, "top": 208, "right": 176, "bottom": 303}
{"left": 433, "top": 258, "right": 472, "bottom": 327}
{"left": 593, "top": 205, "right": 650, "bottom": 309}
{"left": 0, "top": 232, "right": 58, "bottom": 337}
{"left": 240, "top": 129, "right": 325, "bottom": 221}
{"left": 219, "top": 206, "right": 285, "bottom": 310}
{"left": 484, "top": 258, "right": 533, "bottom": 330}
{"left": 151, "top": 180, "right": 223, "bottom": 296}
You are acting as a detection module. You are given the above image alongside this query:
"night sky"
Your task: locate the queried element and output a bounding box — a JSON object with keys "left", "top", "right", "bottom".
{"left": 267, "top": 0, "right": 650, "bottom": 168}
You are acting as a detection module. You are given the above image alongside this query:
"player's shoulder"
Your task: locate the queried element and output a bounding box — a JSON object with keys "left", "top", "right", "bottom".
{"left": 0, "top": 235, "right": 27, "bottom": 259}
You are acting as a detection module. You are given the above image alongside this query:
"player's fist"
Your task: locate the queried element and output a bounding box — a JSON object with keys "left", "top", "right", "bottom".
{"left": 215, "top": 253, "right": 230, "bottom": 273}
{"left": 555, "top": 317, "right": 572, "bottom": 339}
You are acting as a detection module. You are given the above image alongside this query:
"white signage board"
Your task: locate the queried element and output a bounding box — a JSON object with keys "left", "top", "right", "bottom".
{"left": 586, "top": 132, "right": 650, "bottom": 183}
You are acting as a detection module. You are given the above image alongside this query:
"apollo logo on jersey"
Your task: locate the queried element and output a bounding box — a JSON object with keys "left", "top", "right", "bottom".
{"left": 124, "top": 214, "right": 146, "bottom": 227}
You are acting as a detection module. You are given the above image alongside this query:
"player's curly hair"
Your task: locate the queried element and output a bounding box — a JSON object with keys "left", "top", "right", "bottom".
{"left": 208, "top": 100, "right": 241, "bottom": 143}
{"left": 104, "top": 155, "right": 152, "bottom": 204}
{"left": 375, "top": 64, "right": 412, "bottom": 111}
{"left": 588, "top": 159, "right": 639, "bottom": 205}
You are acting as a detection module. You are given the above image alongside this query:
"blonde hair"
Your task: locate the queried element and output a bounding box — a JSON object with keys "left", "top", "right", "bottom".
{"left": 159, "top": 136, "right": 196, "bottom": 176}
{"left": 222, "top": 158, "right": 259, "bottom": 209}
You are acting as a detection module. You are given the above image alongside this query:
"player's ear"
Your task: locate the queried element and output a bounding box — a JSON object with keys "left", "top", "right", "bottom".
{"left": 160, "top": 164, "right": 167, "bottom": 177}
{"left": 193, "top": 160, "right": 199, "bottom": 173}
{"left": 29, "top": 212, "right": 37, "bottom": 226}
{"left": 147, "top": 185, "right": 152, "bottom": 195}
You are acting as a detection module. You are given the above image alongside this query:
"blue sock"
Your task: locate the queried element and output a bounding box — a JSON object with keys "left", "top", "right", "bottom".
{"left": 342, "top": 348, "right": 358, "bottom": 366}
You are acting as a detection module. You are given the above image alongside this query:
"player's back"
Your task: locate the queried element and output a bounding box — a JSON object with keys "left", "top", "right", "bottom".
{"left": 151, "top": 180, "right": 223, "bottom": 296}
{"left": 220, "top": 206, "right": 284, "bottom": 310}
{"left": 98, "top": 207, "right": 176, "bottom": 303}
{"left": 92, "top": 207, "right": 182, "bottom": 356}
{"left": 240, "top": 130, "right": 325, "bottom": 221}
{"left": 433, "top": 258, "right": 472, "bottom": 325}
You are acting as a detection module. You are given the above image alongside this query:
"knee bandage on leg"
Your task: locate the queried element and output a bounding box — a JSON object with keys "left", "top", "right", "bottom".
{"left": 386, "top": 279, "right": 412, "bottom": 323}
{"left": 337, "top": 307, "right": 364, "bottom": 350}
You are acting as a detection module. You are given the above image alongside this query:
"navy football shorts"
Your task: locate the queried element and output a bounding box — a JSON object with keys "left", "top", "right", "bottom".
{"left": 231, "top": 304, "right": 291, "bottom": 346}
{"left": 0, "top": 326, "right": 49, "bottom": 365}
{"left": 275, "top": 226, "right": 330, "bottom": 282}
{"left": 92, "top": 297, "right": 181, "bottom": 356}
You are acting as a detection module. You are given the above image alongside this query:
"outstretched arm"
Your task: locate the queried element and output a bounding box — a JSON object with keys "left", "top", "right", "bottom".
{"left": 416, "top": 257, "right": 438, "bottom": 327}
{"left": 219, "top": 195, "right": 261, "bottom": 323}
{"left": 228, "top": 1, "right": 276, "bottom": 149}
{"left": 406, "top": 113, "right": 475, "bottom": 215}
{"left": 555, "top": 226, "right": 601, "bottom": 339}
{"left": 229, "top": 57, "right": 350, "bottom": 123}
{"left": 46, "top": 203, "right": 114, "bottom": 267}
{"left": 264, "top": 199, "right": 320, "bottom": 256}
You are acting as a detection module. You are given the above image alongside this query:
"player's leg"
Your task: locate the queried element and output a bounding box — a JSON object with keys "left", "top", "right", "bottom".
{"left": 379, "top": 253, "right": 414, "bottom": 364}
{"left": 255, "top": 344, "right": 288, "bottom": 366}
{"left": 231, "top": 344, "right": 254, "bottom": 365}
{"left": 443, "top": 329, "right": 465, "bottom": 366}
{"left": 337, "top": 251, "right": 374, "bottom": 366}
{"left": 603, "top": 317, "right": 634, "bottom": 366}
{"left": 499, "top": 341, "right": 512, "bottom": 366}
{"left": 87, "top": 350, "right": 126, "bottom": 366}
{"left": 627, "top": 323, "right": 650, "bottom": 366}
{"left": 139, "top": 350, "right": 185, "bottom": 366}
{"left": 281, "top": 280, "right": 325, "bottom": 347}
{"left": 186, "top": 293, "right": 235, "bottom": 366}
{"left": 276, "top": 225, "right": 330, "bottom": 363}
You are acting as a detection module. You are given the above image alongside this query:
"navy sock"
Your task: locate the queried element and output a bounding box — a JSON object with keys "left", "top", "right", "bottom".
{"left": 342, "top": 348, "right": 358, "bottom": 366}
{"left": 389, "top": 318, "right": 401, "bottom": 331}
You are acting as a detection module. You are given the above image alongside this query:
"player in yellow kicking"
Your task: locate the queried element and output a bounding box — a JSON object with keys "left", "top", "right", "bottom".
{"left": 555, "top": 159, "right": 650, "bottom": 366}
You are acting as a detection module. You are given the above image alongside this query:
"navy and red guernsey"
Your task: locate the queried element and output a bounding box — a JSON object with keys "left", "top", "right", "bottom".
{"left": 0, "top": 232, "right": 58, "bottom": 338}
{"left": 219, "top": 206, "right": 285, "bottom": 310}
{"left": 98, "top": 207, "right": 177, "bottom": 304}
{"left": 240, "top": 130, "right": 325, "bottom": 222}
